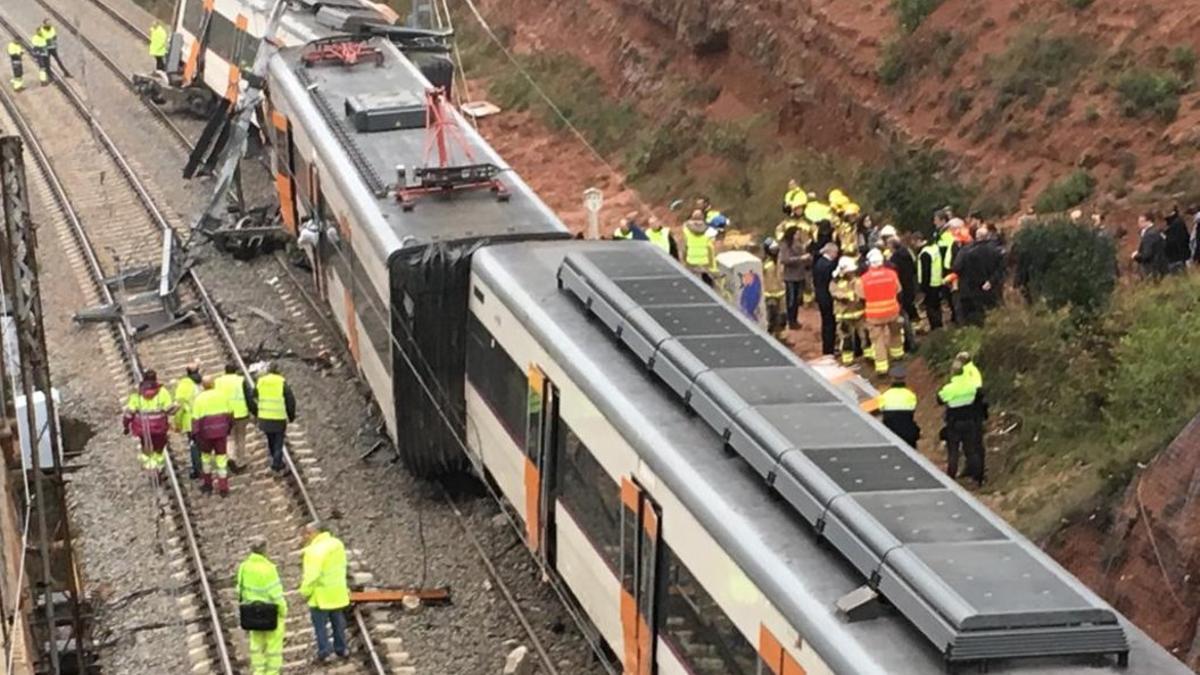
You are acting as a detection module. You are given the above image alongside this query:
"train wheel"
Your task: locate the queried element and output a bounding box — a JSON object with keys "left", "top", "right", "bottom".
{"left": 185, "top": 87, "right": 214, "bottom": 118}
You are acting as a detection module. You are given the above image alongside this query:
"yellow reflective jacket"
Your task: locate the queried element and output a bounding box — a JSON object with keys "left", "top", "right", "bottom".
{"left": 215, "top": 373, "right": 249, "bottom": 419}
{"left": 300, "top": 532, "right": 349, "bottom": 610}
{"left": 149, "top": 25, "right": 169, "bottom": 58}
{"left": 173, "top": 376, "right": 199, "bottom": 432}
{"left": 237, "top": 552, "right": 287, "bottom": 618}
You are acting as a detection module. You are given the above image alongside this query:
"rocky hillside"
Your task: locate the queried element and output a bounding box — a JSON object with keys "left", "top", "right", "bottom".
{"left": 471, "top": 0, "right": 1200, "bottom": 228}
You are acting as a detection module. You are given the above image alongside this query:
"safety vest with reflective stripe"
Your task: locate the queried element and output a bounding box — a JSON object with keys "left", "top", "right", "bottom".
{"left": 7, "top": 42, "right": 22, "bottom": 58}
{"left": 684, "top": 228, "right": 714, "bottom": 270}
{"left": 613, "top": 229, "right": 632, "bottom": 240}
{"left": 300, "top": 532, "right": 350, "bottom": 610}
{"left": 215, "top": 373, "right": 249, "bottom": 419}
{"left": 29, "top": 34, "right": 47, "bottom": 53}
{"left": 879, "top": 386, "right": 918, "bottom": 412}
{"left": 804, "top": 201, "right": 832, "bottom": 224}
{"left": 861, "top": 266, "right": 900, "bottom": 321}
{"left": 938, "top": 373, "right": 978, "bottom": 408}
{"left": 963, "top": 362, "right": 983, "bottom": 389}
{"left": 192, "top": 388, "right": 234, "bottom": 440}
{"left": 237, "top": 553, "right": 287, "bottom": 616}
{"left": 917, "top": 243, "right": 944, "bottom": 287}
{"left": 938, "top": 230, "right": 956, "bottom": 270}
{"left": 831, "top": 279, "right": 864, "bottom": 321}
{"left": 126, "top": 387, "right": 172, "bottom": 413}
{"left": 37, "top": 26, "right": 56, "bottom": 45}
{"left": 173, "top": 376, "right": 199, "bottom": 432}
{"left": 149, "top": 25, "right": 169, "bottom": 58}
{"left": 762, "top": 259, "right": 784, "bottom": 299}
{"left": 646, "top": 227, "right": 670, "bottom": 253}
{"left": 255, "top": 373, "right": 287, "bottom": 422}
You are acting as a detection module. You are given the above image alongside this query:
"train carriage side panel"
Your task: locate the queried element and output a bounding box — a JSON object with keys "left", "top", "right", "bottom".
{"left": 467, "top": 254, "right": 824, "bottom": 674}
{"left": 467, "top": 275, "right": 630, "bottom": 655}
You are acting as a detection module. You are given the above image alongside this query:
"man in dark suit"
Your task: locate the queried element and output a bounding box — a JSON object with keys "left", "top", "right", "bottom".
{"left": 812, "top": 242, "right": 840, "bottom": 356}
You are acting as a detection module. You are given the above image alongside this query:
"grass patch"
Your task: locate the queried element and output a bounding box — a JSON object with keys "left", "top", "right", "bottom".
{"left": 1034, "top": 169, "right": 1095, "bottom": 213}
{"left": 894, "top": 0, "right": 946, "bottom": 32}
{"left": 879, "top": 31, "right": 966, "bottom": 85}
{"left": 1169, "top": 45, "right": 1197, "bottom": 82}
{"left": 1116, "top": 68, "right": 1183, "bottom": 121}
{"left": 985, "top": 26, "right": 1091, "bottom": 110}
{"left": 922, "top": 274, "right": 1200, "bottom": 537}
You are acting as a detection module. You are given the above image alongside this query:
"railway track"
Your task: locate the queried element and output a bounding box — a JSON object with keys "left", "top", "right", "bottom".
{"left": 0, "top": 12, "right": 405, "bottom": 675}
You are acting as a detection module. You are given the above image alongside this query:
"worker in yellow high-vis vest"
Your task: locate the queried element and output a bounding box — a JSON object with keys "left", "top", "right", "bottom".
{"left": 249, "top": 363, "right": 296, "bottom": 473}
{"left": 215, "top": 363, "right": 252, "bottom": 473}
{"left": 149, "top": 20, "right": 169, "bottom": 72}
{"left": 7, "top": 41, "right": 24, "bottom": 91}
{"left": 237, "top": 536, "right": 286, "bottom": 674}
{"left": 300, "top": 521, "right": 350, "bottom": 663}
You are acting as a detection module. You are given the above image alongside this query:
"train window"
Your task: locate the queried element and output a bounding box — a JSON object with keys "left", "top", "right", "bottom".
{"left": 658, "top": 545, "right": 759, "bottom": 675}
{"left": 465, "top": 313, "right": 527, "bottom": 447}
{"left": 207, "top": 12, "right": 239, "bottom": 63}
{"left": 181, "top": 0, "right": 205, "bottom": 34}
{"left": 554, "top": 421, "right": 620, "bottom": 572}
{"left": 235, "top": 36, "right": 261, "bottom": 71}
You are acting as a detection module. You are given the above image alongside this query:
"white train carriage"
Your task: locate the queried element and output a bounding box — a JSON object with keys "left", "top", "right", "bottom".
{"left": 170, "top": 0, "right": 447, "bottom": 112}
{"left": 263, "top": 37, "right": 567, "bottom": 474}
{"left": 465, "top": 239, "right": 1188, "bottom": 674}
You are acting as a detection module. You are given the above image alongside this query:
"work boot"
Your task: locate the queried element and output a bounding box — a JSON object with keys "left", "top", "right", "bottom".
{"left": 200, "top": 474, "right": 213, "bottom": 494}
{"left": 216, "top": 477, "right": 229, "bottom": 496}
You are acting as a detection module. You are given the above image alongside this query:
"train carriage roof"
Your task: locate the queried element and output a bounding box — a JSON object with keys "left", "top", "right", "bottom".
{"left": 268, "top": 37, "right": 567, "bottom": 256}
{"left": 471, "top": 239, "right": 1188, "bottom": 675}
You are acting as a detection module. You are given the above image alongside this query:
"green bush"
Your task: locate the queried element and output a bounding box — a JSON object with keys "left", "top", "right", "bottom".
{"left": 894, "top": 0, "right": 945, "bottom": 32}
{"left": 878, "top": 31, "right": 965, "bottom": 85}
{"left": 1169, "top": 45, "right": 1197, "bottom": 82}
{"left": 1065, "top": 0, "right": 1094, "bottom": 9}
{"left": 987, "top": 27, "right": 1091, "bottom": 109}
{"left": 1116, "top": 69, "right": 1182, "bottom": 121}
{"left": 1012, "top": 217, "right": 1116, "bottom": 312}
{"left": 1033, "top": 170, "right": 1096, "bottom": 214}
{"left": 863, "top": 146, "right": 973, "bottom": 234}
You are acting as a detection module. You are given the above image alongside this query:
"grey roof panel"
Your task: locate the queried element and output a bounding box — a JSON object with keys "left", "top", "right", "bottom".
{"left": 755, "top": 402, "right": 892, "bottom": 449}
{"left": 803, "top": 447, "right": 943, "bottom": 493}
{"left": 714, "top": 367, "right": 840, "bottom": 406}
{"left": 851, "top": 490, "right": 1005, "bottom": 544}
{"left": 644, "top": 305, "right": 749, "bottom": 337}
{"left": 616, "top": 276, "right": 712, "bottom": 306}
{"left": 676, "top": 335, "right": 793, "bottom": 369}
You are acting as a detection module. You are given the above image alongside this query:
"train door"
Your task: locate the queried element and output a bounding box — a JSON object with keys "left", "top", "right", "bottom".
{"left": 621, "top": 479, "right": 661, "bottom": 675}
{"left": 524, "top": 366, "right": 559, "bottom": 566}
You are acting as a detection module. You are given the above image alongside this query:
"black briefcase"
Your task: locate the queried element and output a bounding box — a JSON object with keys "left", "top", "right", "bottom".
{"left": 239, "top": 602, "right": 278, "bottom": 631}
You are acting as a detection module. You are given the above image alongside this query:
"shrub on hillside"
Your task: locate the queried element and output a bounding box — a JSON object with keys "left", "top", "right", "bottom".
{"left": 1033, "top": 170, "right": 1095, "bottom": 214}
{"left": 863, "top": 146, "right": 973, "bottom": 234}
{"left": 1065, "top": 0, "right": 1094, "bottom": 9}
{"left": 987, "top": 27, "right": 1091, "bottom": 110}
{"left": 1116, "top": 69, "right": 1182, "bottom": 121}
{"left": 894, "top": 0, "right": 945, "bottom": 32}
{"left": 1012, "top": 217, "right": 1116, "bottom": 312}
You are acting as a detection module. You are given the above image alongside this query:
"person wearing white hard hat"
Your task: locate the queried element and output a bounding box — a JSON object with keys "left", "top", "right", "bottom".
{"left": 830, "top": 256, "right": 866, "bottom": 366}
{"left": 856, "top": 248, "right": 904, "bottom": 375}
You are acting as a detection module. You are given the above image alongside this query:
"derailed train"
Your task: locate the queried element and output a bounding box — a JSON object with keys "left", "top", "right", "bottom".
{"left": 169, "top": 1, "right": 1189, "bottom": 673}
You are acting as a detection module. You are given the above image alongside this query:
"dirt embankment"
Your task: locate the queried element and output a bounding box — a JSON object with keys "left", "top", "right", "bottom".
{"left": 1049, "top": 414, "right": 1200, "bottom": 668}
{"left": 475, "top": 0, "right": 1200, "bottom": 222}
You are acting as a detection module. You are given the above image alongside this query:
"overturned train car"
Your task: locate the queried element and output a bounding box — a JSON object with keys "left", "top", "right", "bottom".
{"left": 264, "top": 36, "right": 567, "bottom": 474}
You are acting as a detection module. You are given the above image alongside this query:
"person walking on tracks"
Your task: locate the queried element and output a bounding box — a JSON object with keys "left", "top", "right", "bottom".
{"left": 7, "top": 41, "right": 24, "bottom": 91}
{"left": 215, "top": 363, "right": 253, "bottom": 474}
{"left": 237, "top": 536, "right": 287, "bottom": 675}
{"left": 250, "top": 362, "right": 296, "bottom": 473}
{"left": 173, "top": 362, "right": 203, "bottom": 479}
{"left": 36, "top": 19, "right": 67, "bottom": 76}
{"left": 122, "top": 369, "right": 176, "bottom": 482}
{"left": 300, "top": 521, "right": 351, "bottom": 664}
{"left": 148, "top": 20, "right": 169, "bottom": 72}
{"left": 193, "top": 376, "right": 234, "bottom": 496}
{"left": 28, "top": 31, "right": 49, "bottom": 86}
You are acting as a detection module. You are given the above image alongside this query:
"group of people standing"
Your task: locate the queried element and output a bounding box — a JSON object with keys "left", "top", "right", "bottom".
{"left": 123, "top": 364, "right": 353, "bottom": 670}
{"left": 7, "top": 19, "right": 62, "bottom": 91}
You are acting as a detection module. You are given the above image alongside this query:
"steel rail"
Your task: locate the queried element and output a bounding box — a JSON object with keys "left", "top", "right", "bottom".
{"left": 81, "top": 0, "right": 148, "bottom": 40}
{"left": 0, "top": 16, "right": 237, "bottom": 675}
{"left": 40, "top": 4, "right": 389, "bottom": 668}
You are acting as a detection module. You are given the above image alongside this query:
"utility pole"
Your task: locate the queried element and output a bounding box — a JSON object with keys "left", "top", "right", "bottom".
{"left": 0, "top": 136, "right": 89, "bottom": 674}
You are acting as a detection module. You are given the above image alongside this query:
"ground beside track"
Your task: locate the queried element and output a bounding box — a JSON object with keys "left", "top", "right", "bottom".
{"left": 20, "top": 0, "right": 607, "bottom": 671}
